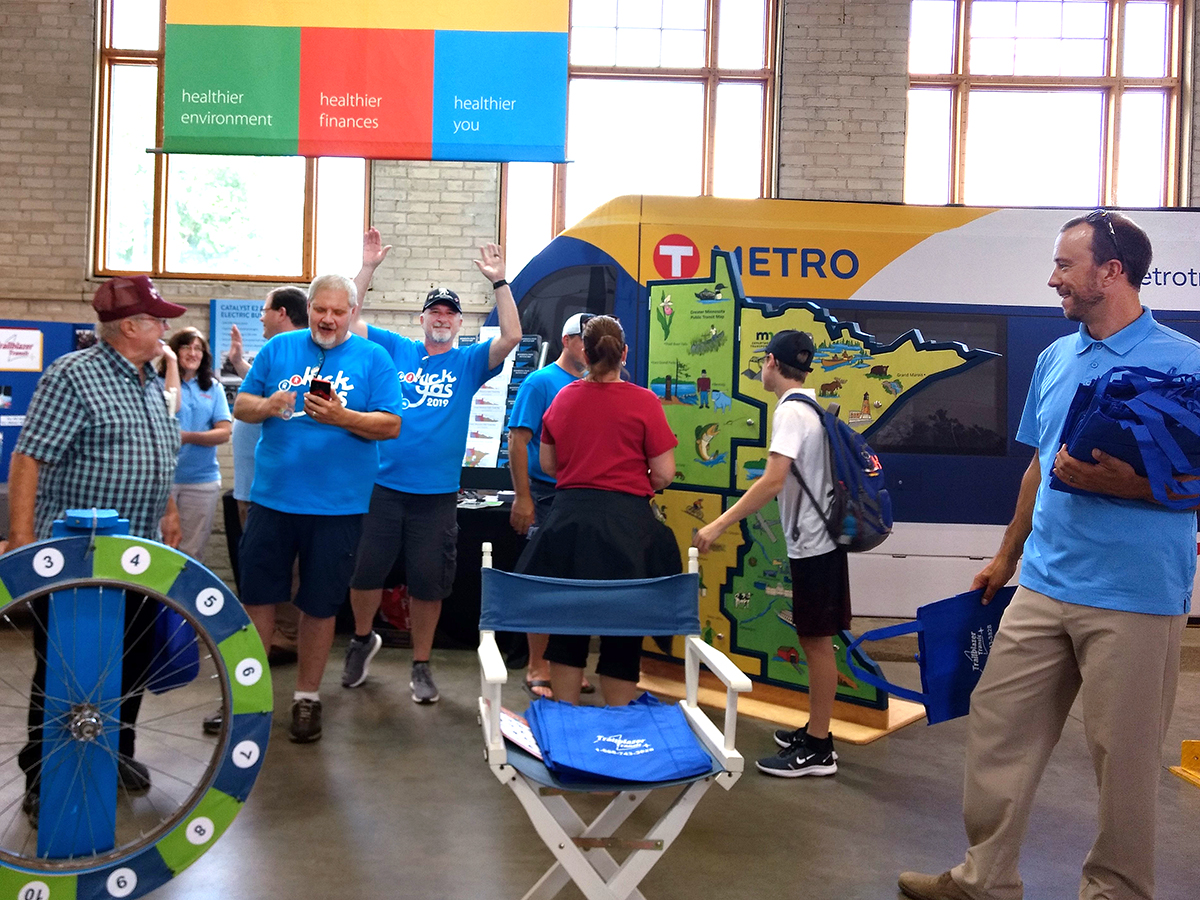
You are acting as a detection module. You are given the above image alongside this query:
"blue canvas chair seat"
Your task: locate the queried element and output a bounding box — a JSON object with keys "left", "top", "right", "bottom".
{"left": 478, "top": 544, "right": 751, "bottom": 900}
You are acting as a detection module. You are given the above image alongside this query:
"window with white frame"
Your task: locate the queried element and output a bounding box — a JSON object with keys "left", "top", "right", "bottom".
{"left": 904, "top": 0, "right": 1184, "bottom": 207}
{"left": 96, "top": 0, "right": 367, "bottom": 281}
{"left": 504, "top": 0, "right": 778, "bottom": 277}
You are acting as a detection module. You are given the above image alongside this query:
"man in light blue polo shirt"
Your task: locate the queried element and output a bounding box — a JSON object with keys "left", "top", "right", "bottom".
{"left": 900, "top": 212, "right": 1200, "bottom": 900}
{"left": 342, "top": 241, "right": 521, "bottom": 703}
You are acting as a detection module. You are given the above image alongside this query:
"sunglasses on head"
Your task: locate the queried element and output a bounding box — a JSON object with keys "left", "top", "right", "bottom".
{"left": 1085, "top": 209, "right": 1126, "bottom": 271}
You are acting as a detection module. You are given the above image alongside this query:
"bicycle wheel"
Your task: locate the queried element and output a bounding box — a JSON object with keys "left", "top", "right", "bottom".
{"left": 0, "top": 534, "right": 271, "bottom": 900}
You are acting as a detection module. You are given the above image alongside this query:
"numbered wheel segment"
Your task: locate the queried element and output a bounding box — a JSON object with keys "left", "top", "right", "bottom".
{"left": 0, "top": 536, "right": 271, "bottom": 900}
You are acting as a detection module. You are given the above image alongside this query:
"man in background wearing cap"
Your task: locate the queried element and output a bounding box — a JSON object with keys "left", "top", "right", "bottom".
{"left": 8, "top": 275, "right": 187, "bottom": 814}
{"left": 506, "top": 311, "right": 591, "bottom": 699}
{"left": 341, "top": 239, "right": 520, "bottom": 704}
{"left": 694, "top": 329, "right": 845, "bottom": 778}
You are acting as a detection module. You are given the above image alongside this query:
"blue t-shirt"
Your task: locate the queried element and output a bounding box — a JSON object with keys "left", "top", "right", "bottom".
{"left": 366, "top": 325, "right": 500, "bottom": 494}
{"left": 508, "top": 362, "right": 577, "bottom": 485}
{"left": 239, "top": 330, "right": 403, "bottom": 515}
{"left": 1017, "top": 308, "right": 1200, "bottom": 615}
{"left": 231, "top": 419, "right": 259, "bottom": 501}
{"left": 175, "top": 377, "right": 232, "bottom": 484}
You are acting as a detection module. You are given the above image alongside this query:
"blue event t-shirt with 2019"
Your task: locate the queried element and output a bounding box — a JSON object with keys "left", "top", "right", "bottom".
{"left": 239, "top": 329, "right": 403, "bottom": 515}
{"left": 367, "top": 325, "right": 500, "bottom": 494}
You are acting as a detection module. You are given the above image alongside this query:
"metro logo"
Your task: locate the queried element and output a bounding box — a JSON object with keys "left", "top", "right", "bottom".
{"left": 653, "top": 234, "right": 700, "bottom": 279}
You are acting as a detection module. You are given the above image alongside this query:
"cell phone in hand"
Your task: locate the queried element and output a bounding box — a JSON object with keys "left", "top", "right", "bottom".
{"left": 310, "top": 378, "right": 332, "bottom": 400}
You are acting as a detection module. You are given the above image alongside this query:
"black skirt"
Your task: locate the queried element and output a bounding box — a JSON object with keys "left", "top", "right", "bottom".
{"left": 515, "top": 488, "right": 681, "bottom": 580}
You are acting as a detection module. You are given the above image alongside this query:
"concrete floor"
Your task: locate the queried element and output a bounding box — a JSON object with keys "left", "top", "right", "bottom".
{"left": 146, "top": 639, "right": 1200, "bottom": 900}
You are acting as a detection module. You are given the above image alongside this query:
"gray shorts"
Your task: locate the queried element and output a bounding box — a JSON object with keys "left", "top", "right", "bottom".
{"left": 350, "top": 485, "right": 458, "bottom": 601}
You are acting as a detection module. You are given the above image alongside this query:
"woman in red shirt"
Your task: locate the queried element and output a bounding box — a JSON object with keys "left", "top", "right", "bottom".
{"left": 515, "top": 315, "right": 681, "bottom": 706}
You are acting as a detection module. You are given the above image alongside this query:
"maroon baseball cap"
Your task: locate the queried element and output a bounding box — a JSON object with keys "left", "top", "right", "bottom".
{"left": 91, "top": 276, "right": 187, "bottom": 322}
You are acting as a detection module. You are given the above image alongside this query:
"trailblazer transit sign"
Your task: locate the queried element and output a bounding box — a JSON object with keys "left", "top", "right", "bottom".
{"left": 162, "top": 1, "right": 568, "bottom": 162}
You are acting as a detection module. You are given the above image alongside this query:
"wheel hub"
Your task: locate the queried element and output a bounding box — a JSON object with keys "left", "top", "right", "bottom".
{"left": 67, "top": 703, "right": 105, "bottom": 742}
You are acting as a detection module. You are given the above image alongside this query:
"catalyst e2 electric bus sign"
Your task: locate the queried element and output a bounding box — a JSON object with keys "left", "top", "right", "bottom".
{"left": 161, "top": 0, "right": 568, "bottom": 162}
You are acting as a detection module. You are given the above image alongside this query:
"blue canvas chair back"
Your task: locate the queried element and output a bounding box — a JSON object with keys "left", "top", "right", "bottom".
{"left": 479, "top": 569, "right": 701, "bottom": 637}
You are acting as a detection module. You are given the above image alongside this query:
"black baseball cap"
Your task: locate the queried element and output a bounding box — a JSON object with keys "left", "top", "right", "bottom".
{"left": 763, "top": 330, "right": 815, "bottom": 372}
{"left": 423, "top": 287, "right": 462, "bottom": 313}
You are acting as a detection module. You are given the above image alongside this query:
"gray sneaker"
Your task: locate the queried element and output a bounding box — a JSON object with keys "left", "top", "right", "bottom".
{"left": 410, "top": 661, "right": 440, "bottom": 704}
{"left": 289, "top": 698, "right": 323, "bottom": 743}
{"left": 342, "top": 631, "right": 383, "bottom": 688}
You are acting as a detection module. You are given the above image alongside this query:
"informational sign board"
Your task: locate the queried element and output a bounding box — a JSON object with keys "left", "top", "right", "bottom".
{"left": 0, "top": 320, "right": 94, "bottom": 481}
{"left": 209, "top": 300, "right": 265, "bottom": 387}
{"left": 162, "top": 0, "right": 568, "bottom": 161}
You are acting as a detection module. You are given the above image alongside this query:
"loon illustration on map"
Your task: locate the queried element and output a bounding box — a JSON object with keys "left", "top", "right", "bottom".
{"left": 648, "top": 249, "right": 1000, "bottom": 705}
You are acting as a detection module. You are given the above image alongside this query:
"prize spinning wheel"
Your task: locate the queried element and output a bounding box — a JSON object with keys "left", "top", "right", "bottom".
{"left": 0, "top": 512, "right": 271, "bottom": 900}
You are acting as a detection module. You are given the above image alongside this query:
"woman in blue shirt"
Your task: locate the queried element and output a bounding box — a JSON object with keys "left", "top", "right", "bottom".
{"left": 159, "top": 327, "right": 231, "bottom": 561}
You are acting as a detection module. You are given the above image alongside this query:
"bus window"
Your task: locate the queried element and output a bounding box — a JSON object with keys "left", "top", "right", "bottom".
{"left": 517, "top": 264, "right": 616, "bottom": 359}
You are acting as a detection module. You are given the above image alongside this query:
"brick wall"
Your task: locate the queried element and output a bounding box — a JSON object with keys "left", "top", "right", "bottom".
{"left": 777, "top": 0, "right": 911, "bottom": 202}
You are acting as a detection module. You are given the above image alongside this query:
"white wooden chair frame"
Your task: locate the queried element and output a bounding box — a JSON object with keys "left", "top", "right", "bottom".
{"left": 477, "top": 544, "right": 751, "bottom": 900}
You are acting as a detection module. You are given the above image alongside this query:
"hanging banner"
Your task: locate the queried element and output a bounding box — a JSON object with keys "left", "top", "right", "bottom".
{"left": 162, "top": 1, "right": 568, "bottom": 162}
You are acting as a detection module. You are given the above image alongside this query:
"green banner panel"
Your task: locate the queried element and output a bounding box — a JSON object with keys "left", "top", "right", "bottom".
{"left": 164, "top": 24, "right": 301, "bottom": 155}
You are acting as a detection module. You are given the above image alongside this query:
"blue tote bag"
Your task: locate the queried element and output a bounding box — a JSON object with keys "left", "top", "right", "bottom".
{"left": 146, "top": 607, "right": 200, "bottom": 694}
{"left": 1050, "top": 366, "right": 1200, "bottom": 509}
{"left": 526, "top": 693, "right": 713, "bottom": 784}
{"left": 845, "top": 586, "right": 1016, "bottom": 725}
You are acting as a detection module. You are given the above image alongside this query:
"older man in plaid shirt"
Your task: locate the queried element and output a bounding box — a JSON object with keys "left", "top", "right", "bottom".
{"left": 8, "top": 274, "right": 187, "bottom": 822}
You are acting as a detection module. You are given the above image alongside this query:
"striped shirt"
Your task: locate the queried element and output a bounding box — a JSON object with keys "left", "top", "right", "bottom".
{"left": 15, "top": 340, "right": 180, "bottom": 540}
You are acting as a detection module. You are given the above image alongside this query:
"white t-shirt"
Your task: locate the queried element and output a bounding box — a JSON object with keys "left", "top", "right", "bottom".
{"left": 770, "top": 387, "right": 837, "bottom": 559}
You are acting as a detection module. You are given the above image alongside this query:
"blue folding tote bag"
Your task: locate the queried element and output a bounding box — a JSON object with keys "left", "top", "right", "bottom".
{"left": 1049, "top": 366, "right": 1200, "bottom": 509}
{"left": 526, "top": 693, "right": 713, "bottom": 784}
{"left": 844, "top": 586, "right": 1016, "bottom": 725}
{"left": 146, "top": 606, "right": 200, "bottom": 694}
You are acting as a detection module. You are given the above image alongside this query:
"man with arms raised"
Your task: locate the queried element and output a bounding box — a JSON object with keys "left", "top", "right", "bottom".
{"left": 235, "top": 274, "right": 402, "bottom": 743}
{"left": 342, "top": 239, "right": 521, "bottom": 703}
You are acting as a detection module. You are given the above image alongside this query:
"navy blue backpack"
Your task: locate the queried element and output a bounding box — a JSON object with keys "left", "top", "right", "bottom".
{"left": 783, "top": 393, "right": 893, "bottom": 552}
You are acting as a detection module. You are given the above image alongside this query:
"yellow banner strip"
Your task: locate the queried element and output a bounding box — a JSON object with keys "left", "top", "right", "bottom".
{"left": 166, "top": 0, "right": 568, "bottom": 32}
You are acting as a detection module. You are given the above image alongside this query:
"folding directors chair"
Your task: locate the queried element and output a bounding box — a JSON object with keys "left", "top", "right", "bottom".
{"left": 477, "top": 544, "right": 751, "bottom": 900}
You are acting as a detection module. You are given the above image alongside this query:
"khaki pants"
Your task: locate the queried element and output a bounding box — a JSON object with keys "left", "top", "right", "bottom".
{"left": 172, "top": 481, "right": 221, "bottom": 563}
{"left": 953, "top": 586, "right": 1184, "bottom": 900}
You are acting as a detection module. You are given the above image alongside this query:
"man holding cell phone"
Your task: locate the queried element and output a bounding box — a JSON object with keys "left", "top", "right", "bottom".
{"left": 233, "top": 274, "right": 403, "bottom": 744}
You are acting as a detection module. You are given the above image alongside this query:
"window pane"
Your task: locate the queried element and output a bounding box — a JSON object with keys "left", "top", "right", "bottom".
{"left": 104, "top": 65, "right": 158, "bottom": 272}
{"left": 617, "top": 28, "right": 662, "bottom": 66}
{"left": 110, "top": 0, "right": 161, "bottom": 51}
{"left": 1061, "top": 1, "right": 1107, "bottom": 38}
{"left": 971, "top": 1, "right": 1017, "bottom": 37}
{"left": 573, "top": 0, "right": 618, "bottom": 27}
{"left": 1116, "top": 91, "right": 1165, "bottom": 206}
{"left": 618, "top": 0, "right": 662, "bottom": 29}
{"left": 963, "top": 90, "right": 1103, "bottom": 206}
{"left": 1124, "top": 2, "right": 1168, "bottom": 77}
{"left": 314, "top": 157, "right": 366, "bottom": 279}
{"left": 904, "top": 88, "right": 952, "bottom": 204}
{"left": 713, "top": 82, "right": 763, "bottom": 198}
{"left": 572, "top": 27, "right": 617, "bottom": 65}
{"left": 504, "top": 162, "right": 557, "bottom": 279}
{"left": 164, "top": 156, "right": 306, "bottom": 276}
{"left": 1058, "top": 38, "right": 1105, "bottom": 75}
{"left": 718, "top": 0, "right": 766, "bottom": 69}
{"left": 662, "top": 29, "right": 706, "bottom": 67}
{"left": 970, "top": 37, "right": 1016, "bottom": 74}
{"left": 565, "top": 79, "right": 704, "bottom": 228}
{"left": 663, "top": 0, "right": 705, "bottom": 30}
{"left": 909, "top": 0, "right": 956, "bottom": 74}
{"left": 1015, "top": 1, "right": 1060, "bottom": 38}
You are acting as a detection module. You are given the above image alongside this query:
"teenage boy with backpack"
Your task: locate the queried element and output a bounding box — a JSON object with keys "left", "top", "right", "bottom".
{"left": 694, "top": 329, "right": 849, "bottom": 777}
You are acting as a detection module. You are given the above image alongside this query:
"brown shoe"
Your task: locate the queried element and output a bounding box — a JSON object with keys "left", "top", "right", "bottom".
{"left": 898, "top": 871, "right": 974, "bottom": 900}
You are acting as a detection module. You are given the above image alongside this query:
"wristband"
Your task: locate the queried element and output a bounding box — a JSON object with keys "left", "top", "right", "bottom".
{"left": 492, "top": 279, "right": 508, "bottom": 290}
